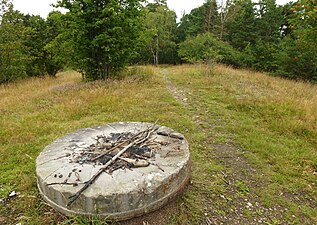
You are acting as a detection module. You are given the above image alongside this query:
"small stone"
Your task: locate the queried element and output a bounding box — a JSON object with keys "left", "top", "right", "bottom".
{"left": 247, "top": 202, "right": 253, "bottom": 208}
{"left": 9, "top": 191, "right": 17, "bottom": 198}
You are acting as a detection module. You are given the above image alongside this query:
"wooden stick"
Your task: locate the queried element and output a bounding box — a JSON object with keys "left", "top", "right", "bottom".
{"left": 47, "top": 182, "right": 85, "bottom": 186}
{"left": 120, "top": 157, "right": 149, "bottom": 167}
{"left": 157, "top": 131, "right": 184, "bottom": 140}
{"left": 90, "top": 140, "right": 127, "bottom": 162}
{"left": 67, "top": 126, "right": 157, "bottom": 207}
{"left": 67, "top": 141, "right": 135, "bottom": 207}
{"left": 91, "top": 128, "right": 149, "bottom": 162}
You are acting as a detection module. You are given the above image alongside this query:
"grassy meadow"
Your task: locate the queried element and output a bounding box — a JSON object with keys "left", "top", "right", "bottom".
{"left": 0, "top": 65, "right": 316, "bottom": 224}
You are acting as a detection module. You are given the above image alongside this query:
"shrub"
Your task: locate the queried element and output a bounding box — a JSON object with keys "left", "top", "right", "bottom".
{"left": 178, "top": 33, "right": 242, "bottom": 67}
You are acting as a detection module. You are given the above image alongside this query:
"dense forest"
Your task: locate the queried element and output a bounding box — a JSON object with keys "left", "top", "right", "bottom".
{"left": 0, "top": 0, "right": 316, "bottom": 83}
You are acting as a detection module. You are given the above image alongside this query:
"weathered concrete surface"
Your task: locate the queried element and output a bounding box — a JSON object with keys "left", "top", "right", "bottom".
{"left": 36, "top": 122, "right": 191, "bottom": 221}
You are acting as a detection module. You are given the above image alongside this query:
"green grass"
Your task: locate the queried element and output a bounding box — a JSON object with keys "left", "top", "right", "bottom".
{"left": 1, "top": 65, "right": 317, "bottom": 224}
{"left": 166, "top": 65, "right": 317, "bottom": 223}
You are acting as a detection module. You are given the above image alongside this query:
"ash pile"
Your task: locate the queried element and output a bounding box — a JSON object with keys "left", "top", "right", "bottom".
{"left": 72, "top": 130, "right": 158, "bottom": 174}
{"left": 66, "top": 124, "right": 184, "bottom": 206}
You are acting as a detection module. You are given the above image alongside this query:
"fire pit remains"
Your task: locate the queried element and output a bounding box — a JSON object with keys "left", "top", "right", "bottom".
{"left": 36, "top": 122, "right": 191, "bottom": 220}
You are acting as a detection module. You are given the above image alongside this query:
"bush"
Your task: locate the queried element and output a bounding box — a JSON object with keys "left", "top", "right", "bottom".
{"left": 276, "top": 32, "right": 317, "bottom": 81}
{"left": 178, "top": 33, "right": 242, "bottom": 67}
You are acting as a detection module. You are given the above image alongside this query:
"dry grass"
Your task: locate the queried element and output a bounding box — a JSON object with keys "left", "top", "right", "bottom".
{"left": 0, "top": 67, "right": 194, "bottom": 224}
{"left": 1, "top": 64, "right": 317, "bottom": 224}
{"left": 214, "top": 65, "right": 317, "bottom": 131}
{"left": 168, "top": 64, "right": 317, "bottom": 142}
{"left": 165, "top": 64, "right": 317, "bottom": 223}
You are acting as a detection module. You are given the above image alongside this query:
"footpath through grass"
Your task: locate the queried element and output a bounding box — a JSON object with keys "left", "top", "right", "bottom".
{"left": 0, "top": 65, "right": 316, "bottom": 224}
{"left": 164, "top": 65, "right": 317, "bottom": 224}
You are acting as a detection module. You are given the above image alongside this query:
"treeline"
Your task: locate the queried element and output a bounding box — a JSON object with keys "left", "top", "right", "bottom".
{"left": 0, "top": 0, "right": 316, "bottom": 84}
{"left": 0, "top": 1, "right": 68, "bottom": 83}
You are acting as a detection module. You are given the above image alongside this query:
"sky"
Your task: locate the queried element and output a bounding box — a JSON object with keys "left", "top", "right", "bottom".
{"left": 12, "top": 0, "right": 291, "bottom": 20}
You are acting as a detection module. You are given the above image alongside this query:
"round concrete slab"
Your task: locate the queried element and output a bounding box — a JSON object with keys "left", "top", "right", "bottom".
{"left": 36, "top": 122, "right": 191, "bottom": 220}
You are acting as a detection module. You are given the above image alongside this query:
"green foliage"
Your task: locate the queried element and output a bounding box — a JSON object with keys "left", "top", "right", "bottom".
{"left": 277, "top": 30, "right": 317, "bottom": 80}
{"left": 0, "top": 0, "right": 29, "bottom": 83}
{"left": 225, "top": 0, "right": 284, "bottom": 72}
{"left": 176, "top": 0, "right": 218, "bottom": 42}
{"left": 278, "top": 0, "right": 317, "bottom": 80}
{"left": 250, "top": 41, "right": 282, "bottom": 72}
{"left": 0, "top": 0, "right": 316, "bottom": 83}
{"left": 226, "top": 0, "right": 257, "bottom": 50}
{"left": 135, "top": 1, "right": 178, "bottom": 65}
{"left": 23, "top": 15, "right": 48, "bottom": 76}
{"left": 178, "top": 33, "right": 241, "bottom": 67}
{"left": 255, "top": 0, "right": 284, "bottom": 42}
{"left": 44, "top": 11, "right": 70, "bottom": 76}
{"left": 0, "top": 1, "right": 68, "bottom": 82}
{"left": 235, "top": 181, "right": 250, "bottom": 195}
{"left": 290, "top": 0, "right": 317, "bottom": 27}
{"left": 23, "top": 12, "right": 69, "bottom": 77}
{"left": 56, "top": 0, "right": 144, "bottom": 80}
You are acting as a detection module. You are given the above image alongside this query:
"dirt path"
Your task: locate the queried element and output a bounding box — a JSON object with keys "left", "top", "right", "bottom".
{"left": 158, "top": 68, "right": 299, "bottom": 225}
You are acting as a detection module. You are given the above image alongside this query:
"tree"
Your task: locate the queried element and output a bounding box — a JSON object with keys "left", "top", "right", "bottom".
{"left": 22, "top": 14, "right": 47, "bottom": 76}
{"left": 251, "top": 0, "right": 284, "bottom": 71}
{"left": 218, "top": 0, "right": 241, "bottom": 39}
{"left": 136, "top": 1, "right": 177, "bottom": 65}
{"left": 277, "top": 0, "right": 317, "bottom": 80}
{"left": 255, "top": 0, "right": 284, "bottom": 42}
{"left": 56, "top": 0, "right": 144, "bottom": 80}
{"left": 0, "top": 0, "right": 29, "bottom": 83}
{"left": 22, "top": 11, "right": 68, "bottom": 77}
{"left": 226, "top": 0, "right": 256, "bottom": 50}
{"left": 225, "top": 0, "right": 284, "bottom": 72}
{"left": 44, "top": 11, "right": 70, "bottom": 76}
{"left": 177, "top": 0, "right": 218, "bottom": 42}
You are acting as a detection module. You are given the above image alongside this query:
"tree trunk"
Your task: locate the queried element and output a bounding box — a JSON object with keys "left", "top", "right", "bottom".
{"left": 104, "top": 64, "right": 110, "bottom": 79}
{"left": 155, "top": 35, "right": 159, "bottom": 65}
{"left": 205, "top": 2, "right": 214, "bottom": 33}
{"left": 151, "top": 47, "right": 156, "bottom": 65}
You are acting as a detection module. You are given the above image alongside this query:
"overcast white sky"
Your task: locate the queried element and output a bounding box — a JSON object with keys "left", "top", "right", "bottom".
{"left": 13, "top": 0, "right": 291, "bottom": 19}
